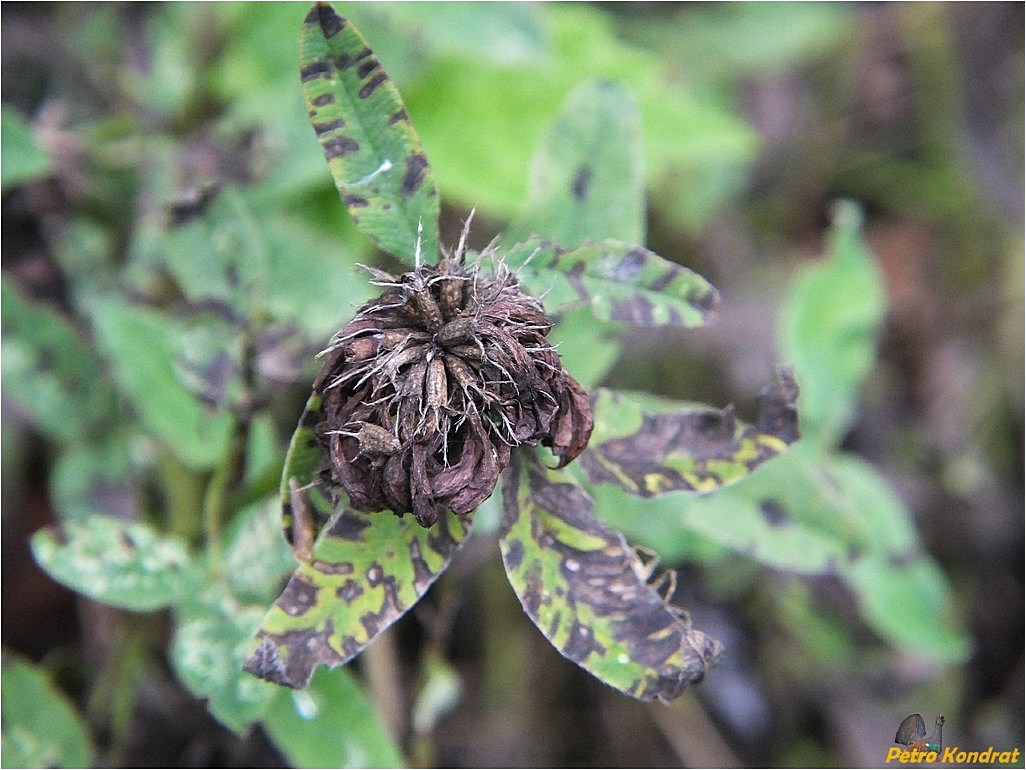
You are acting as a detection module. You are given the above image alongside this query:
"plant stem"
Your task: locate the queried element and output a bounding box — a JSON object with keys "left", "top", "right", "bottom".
{"left": 202, "top": 332, "right": 257, "bottom": 569}
{"left": 201, "top": 421, "right": 244, "bottom": 569}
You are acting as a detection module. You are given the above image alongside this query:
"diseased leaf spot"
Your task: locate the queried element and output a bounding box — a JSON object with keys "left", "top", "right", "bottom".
{"left": 401, "top": 153, "right": 429, "bottom": 195}
{"left": 359, "top": 72, "right": 388, "bottom": 99}
{"left": 300, "top": 405, "right": 323, "bottom": 429}
{"left": 572, "top": 165, "right": 592, "bottom": 200}
{"left": 337, "top": 579, "right": 364, "bottom": 603}
{"left": 407, "top": 539, "right": 435, "bottom": 589}
{"left": 360, "top": 575, "right": 402, "bottom": 637}
{"left": 388, "top": 108, "right": 408, "bottom": 125}
{"left": 343, "top": 194, "right": 369, "bottom": 208}
{"left": 168, "top": 184, "right": 221, "bottom": 226}
{"left": 356, "top": 58, "right": 378, "bottom": 79}
{"left": 647, "top": 265, "right": 678, "bottom": 293}
{"left": 245, "top": 638, "right": 287, "bottom": 681}
{"left": 366, "top": 563, "right": 385, "bottom": 586}
{"left": 312, "top": 92, "right": 335, "bottom": 107}
{"left": 310, "top": 560, "right": 353, "bottom": 575}
{"left": 888, "top": 551, "right": 915, "bottom": 569}
{"left": 758, "top": 498, "right": 789, "bottom": 527}
{"left": 328, "top": 511, "right": 371, "bottom": 540}
{"left": 503, "top": 538, "right": 525, "bottom": 570}
{"left": 322, "top": 135, "right": 360, "bottom": 159}
{"left": 547, "top": 610, "right": 562, "bottom": 639}
{"left": 693, "top": 285, "right": 720, "bottom": 314}
{"left": 314, "top": 118, "right": 346, "bottom": 134}
{"left": 615, "top": 248, "right": 648, "bottom": 281}
{"left": 315, "top": 4, "right": 345, "bottom": 38}
{"left": 280, "top": 576, "right": 318, "bottom": 616}
{"left": 300, "top": 60, "right": 332, "bottom": 83}
{"left": 336, "top": 47, "right": 373, "bottom": 71}
{"left": 563, "top": 621, "right": 606, "bottom": 662}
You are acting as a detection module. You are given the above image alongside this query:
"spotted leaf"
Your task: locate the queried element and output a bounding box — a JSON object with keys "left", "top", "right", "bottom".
{"left": 300, "top": 3, "right": 439, "bottom": 261}
{"left": 499, "top": 450, "right": 721, "bottom": 702}
{"left": 30, "top": 517, "right": 195, "bottom": 612}
{"left": 580, "top": 368, "right": 799, "bottom": 497}
{"left": 244, "top": 505, "right": 470, "bottom": 689}
{"left": 503, "top": 79, "right": 644, "bottom": 248}
{"left": 502, "top": 238, "right": 720, "bottom": 327}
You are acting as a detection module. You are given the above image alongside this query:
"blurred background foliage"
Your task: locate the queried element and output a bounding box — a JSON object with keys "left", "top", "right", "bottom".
{"left": 2, "top": 2, "right": 1021, "bottom": 767}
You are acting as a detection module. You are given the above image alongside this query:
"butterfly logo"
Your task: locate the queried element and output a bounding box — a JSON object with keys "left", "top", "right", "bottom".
{"left": 894, "top": 713, "right": 945, "bottom": 753}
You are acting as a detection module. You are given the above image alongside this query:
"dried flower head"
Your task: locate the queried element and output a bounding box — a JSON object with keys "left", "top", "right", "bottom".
{"left": 314, "top": 216, "right": 594, "bottom": 527}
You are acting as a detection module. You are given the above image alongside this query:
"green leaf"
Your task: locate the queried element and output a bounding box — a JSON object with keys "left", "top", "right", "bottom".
{"left": 399, "top": 4, "right": 757, "bottom": 225}
{"left": 499, "top": 450, "right": 721, "bottom": 703}
{"left": 89, "top": 298, "right": 235, "bottom": 469}
{"left": 50, "top": 434, "right": 136, "bottom": 522}
{"left": 300, "top": 3, "right": 440, "bottom": 262}
{"left": 502, "top": 239, "right": 720, "bottom": 327}
{"left": 0, "top": 107, "right": 53, "bottom": 192}
{"left": 170, "top": 583, "right": 279, "bottom": 733}
{"left": 546, "top": 306, "right": 621, "bottom": 390}
{"left": 48, "top": 218, "right": 119, "bottom": 311}
{"left": 262, "top": 668, "right": 404, "bottom": 768}
{"left": 779, "top": 200, "right": 886, "bottom": 446}
{"left": 223, "top": 499, "right": 299, "bottom": 605}
{"left": 594, "top": 447, "right": 970, "bottom": 662}
{"left": 132, "top": 176, "right": 373, "bottom": 340}
{"left": 580, "top": 370, "right": 799, "bottom": 497}
{"left": 825, "top": 453, "right": 971, "bottom": 661}
{"left": 244, "top": 504, "right": 470, "bottom": 688}
{"left": 504, "top": 79, "right": 644, "bottom": 247}
{"left": 159, "top": 186, "right": 271, "bottom": 319}
{"left": 1, "top": 653, "right": 93, "bottom": 768}
{"left": 590, "top": 476, "right": 848, "bottom": 575}
{"left": 842, "top": 553, "right": 970, "bottom": 662}
{"left": 30, "top": 517, "right": 194, "bottom": 612}
{"left": 1, "top": 281, "right": 113, "bottom": 442}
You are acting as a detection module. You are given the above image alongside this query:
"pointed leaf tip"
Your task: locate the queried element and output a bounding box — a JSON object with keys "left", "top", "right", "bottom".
{"left": 581, "top": 371, "right": 800, "bottom": 498}
{"left": 500, "top": 451, "right": 721, "bottom": 701}
{"left": 300, "top": 3, "right": 439, "bottom": 261}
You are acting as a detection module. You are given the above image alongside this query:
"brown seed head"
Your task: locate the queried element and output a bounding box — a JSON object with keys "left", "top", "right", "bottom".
{"left": 314, "top": 219, "right": 594, "bottom": 527}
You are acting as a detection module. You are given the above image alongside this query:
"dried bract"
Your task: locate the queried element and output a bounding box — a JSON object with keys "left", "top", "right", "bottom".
{"left": 315, "top": 220, "right": 593, "bottom": 527}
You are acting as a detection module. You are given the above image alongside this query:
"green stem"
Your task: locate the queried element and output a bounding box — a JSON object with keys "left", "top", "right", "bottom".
{"left": 201, "top": 421, "right": 245, "bottom": 569}
{"left": 159, "top": 451, "right": 206, "bottom": 543}
{"left": 202, "top": 332, "right": 257, "bottom": 570}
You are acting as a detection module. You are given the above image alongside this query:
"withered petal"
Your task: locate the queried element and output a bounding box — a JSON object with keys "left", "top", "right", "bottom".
{"left": 313, "top": 245, "right": 593, "bottom": 528}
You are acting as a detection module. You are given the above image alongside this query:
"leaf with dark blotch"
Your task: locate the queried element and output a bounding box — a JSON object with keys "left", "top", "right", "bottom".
{"left": 300, "top": 3, "right": 440, "bottom": 261}
{"left": 499, "top": 450, "right": 721, "bottom": 703}
{"left": 30, "top": 517, "right": 194, "bottom": 612}
{"left": 90, "top": 298, "right": 235, "bottom": 470}
{"left": 503, "top": 79, "right": 644, "bottom": 248}
{"left": 580, "top": 368, "right": 799, "bottom": 497}
{"left": 244, "top": 504, "right": 470, "bottom": 689}
{"left": 171, "top": 585, "right": 278, "bottom": 732}
{"left": 1, "top": 282, "right": 114, "bottom": 443}
{"left": 501, "top": 238, "right": 719, "bottom": 327}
